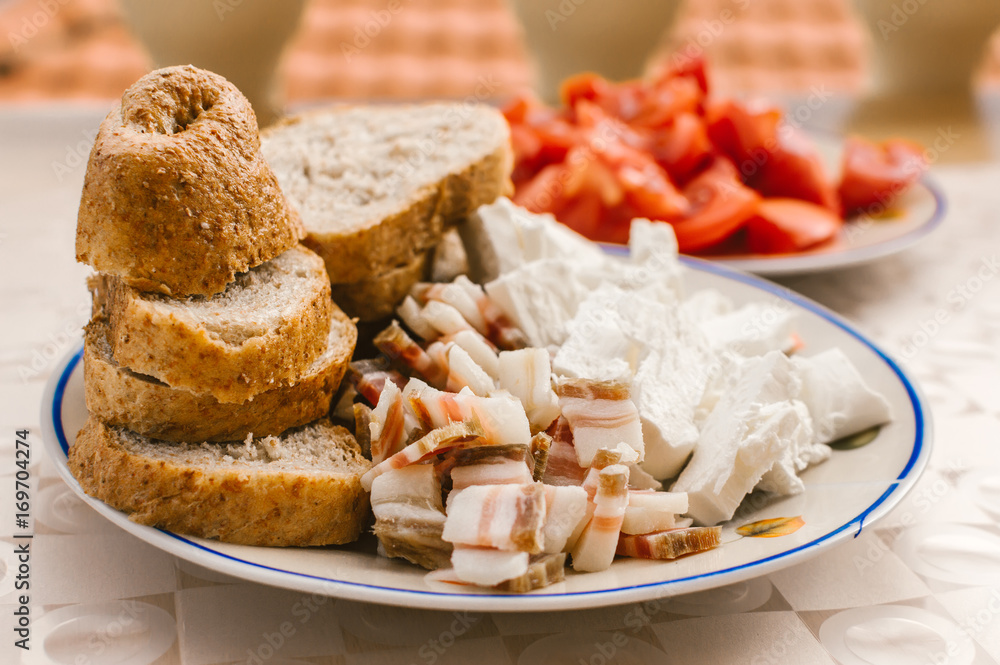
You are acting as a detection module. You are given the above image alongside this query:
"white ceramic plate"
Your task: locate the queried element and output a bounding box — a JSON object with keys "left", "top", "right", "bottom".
{"left": 701, "top": 135, "right": 946, "bottom": 276}
{"left": 40, "top": 259, "right": 931, "bottom": 612}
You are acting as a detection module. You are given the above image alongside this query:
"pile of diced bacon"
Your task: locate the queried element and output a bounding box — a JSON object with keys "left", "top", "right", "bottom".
{"left": 348, "top": 276, "right": 721, "bottom": 592}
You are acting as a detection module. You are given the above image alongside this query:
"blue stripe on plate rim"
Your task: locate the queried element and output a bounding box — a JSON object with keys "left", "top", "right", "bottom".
{"left": 47, "top": 258, "right": 930, "bottom": 605}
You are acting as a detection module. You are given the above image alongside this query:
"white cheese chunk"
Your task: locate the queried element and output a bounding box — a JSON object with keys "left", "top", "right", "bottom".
{"left": 671, "top": 351, "right": 811, "bottom": 525}
{"left": 792, "top": 348, "right": 894, "bottom": 443}
{"left": 460, "top": 197, "right": 610, "bottom": 283}
{"left": 485, "top": 259, "right": 595, "bottom": 348}
{"left": 700, "top": 302, "right": 796, "bottom": 357}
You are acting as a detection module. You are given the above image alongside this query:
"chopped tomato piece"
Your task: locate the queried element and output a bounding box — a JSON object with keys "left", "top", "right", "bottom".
{"left": 647, "top": 112, "right": 713, "bottom": 182}
{"left": 745, "top": 198, "right": 843, "bottom": 254}
{"left": 670, "top": 159, "right": 761, "bottom": 252}
{"left": 749, "top": 128, "right": 839, "bottom": 212}
{"left": 838, "top": 137, "right": 926, "bottom": 215}
{"left": 705, "top": 99, "right": 782, "bottom": 173}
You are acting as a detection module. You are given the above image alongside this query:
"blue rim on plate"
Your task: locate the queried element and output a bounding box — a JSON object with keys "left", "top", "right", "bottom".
{"left": 41, "top": 258, "right": 931, "bottom": 611}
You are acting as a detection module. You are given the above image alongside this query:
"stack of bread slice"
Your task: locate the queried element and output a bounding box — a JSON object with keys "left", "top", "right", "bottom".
{"left": 261, "top": 104, "right": 513, "bottom": 322}
{"left": 68, "top": 66, "right": 371, "bottom": 547}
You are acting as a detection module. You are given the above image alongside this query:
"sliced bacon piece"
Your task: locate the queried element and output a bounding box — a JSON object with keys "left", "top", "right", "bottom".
{"left": 348, "top": 357, "right": 408, "bottom": 406}
{"left": 361, "top": 420, "right": 485, "bottom": 491}
{"left": 627, "top": 463, "right": 662, "bottom": 490}
{"left": 369, "top": 380, "right": 421, "bottom": 464}
{"left": 621, "top": 491, "right": 689, "bottom": 535}
{"left": 370, "top": 465, "right": 452, "bottom": 570}
{"left": 407, "top": 384, "right": 532, "bottom": 446}
{"left": 441, "top": 329, "right": 499, "bottom": 378}
{"left": 495, "top": 553, "right": 567, "bottom": 593}
{"left": 413, "top": 278, "right": 489, "bottom": 335}
{"left": 421, "top": 300, "right": 477, "bottom": 337}
{"left": 442, "top": 483, "right": 548, "bottom": 553}
{"left": 530, "top": 432, "right": 552, "bottom": 482}
{"left": 449, "top": 460, "right": 533, "bottom": 492}
{"left": 541, "top": 419, "right": 587, "bottom": 486}
{"left": 450, "top": 546, "right": 529, "bottom": 587}
{"left": 541, "top": 485, "right": 589, "bottom": 554}
{"left": 446, "top": 344, "right": 496, "bottom": 396}
{"left": 397, "top": 295, "right": 439, "bottom": 341}
{"left": 374, "top": 321, "right": 448, "bottom": 388}
{"left": 498, "top": 348, "right": 561, "bottom": 432}
{"left": 571, "top": 464, "right": 630, "bottom": 572}
{"left": 556, "top": 379, "right": 645, "bottom": 466}
{"left": 616, "top": 526, "right": 722, "bottom": 559}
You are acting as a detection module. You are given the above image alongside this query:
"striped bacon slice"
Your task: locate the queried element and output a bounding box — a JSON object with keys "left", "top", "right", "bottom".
{"left": 616, "top": 527, "right": 722, "bottom": 560}
{"left": 540, "top": 485, "right": 589, "bottom": 554}
{"left": 369, "top": 380, "right": 422, "bottom": 465}
{"left": 498, "top": 348, "right": 561, "bottom": 432}
{"left": 441, "top": 329, "right": 499, "bottom": 378}
{"left": 407, "top": 384, "right": 532, "bottom": 446}
{"left": 361, "top": 419, "right": 485, "bottom": 491}
{"left": 370, "top": 465, "right": 452, "bottom": 570}
{"left": 445, "top": 344, "right": 496, "bottom": 396}
{"left": 442, "top": 483, "right": 548, "bottom": 553}
{"left": 495, "top": 553, "right": 568, "bottom": 593}
{"left": 571, "top": 464, "right": 630, "bottom": 572}
{"left": 347, "top": 357, "right": 407, "bottom": 406}
{"left": 397, "top": 295, "right": 439, "bottom": 341}
{"left": 530, "top": 432, "right": 552, "bottom": 482}
{"left": 450, "top": 546, "right": 529, "bottom": 587}
{"left": 374, "top": 321, "right": 448, "bottom": 388}
{"left": 621, "top": 491, "right": 689, "bottom": 535}
{"left": 413, "top": 277, "right": 489, "bottom": 335}
{"left": 556, "top": 379, "right": 645, "bottom": 467}
{"left": 449, "top": 444, "right": 534, "bottom": 493}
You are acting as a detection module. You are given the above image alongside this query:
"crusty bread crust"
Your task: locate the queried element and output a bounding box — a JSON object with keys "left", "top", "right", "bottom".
{"left": 76, "top": 65, "right": 304, "bottom": 297}
{"left": 69, "top": 417, "right": 371, "bottom": 547}
{"left": 262, "top": 104, "right": 513, "bottom": 284}
{"left": 103, "top": 245, "right": 333, "bottom": 404}
{"left": 84, "top": 306, "right": 357, "bottom": 442}
{"left": 330, "top": 248, "right": 433, "bottom": 322}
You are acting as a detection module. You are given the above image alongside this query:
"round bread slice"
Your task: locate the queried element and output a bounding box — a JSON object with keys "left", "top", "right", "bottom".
{"left": 84, "top": 305, "right": 356, "bottom": 442}
{"left": 330, "top": 247, "right": 433, "bottom": 322}
{"left": 76, "top": 65, "right": 304, "bottom": 297}
{"left": 69, "top": 417, "right": 371, "bottom": 547}
{"left": 104, "top": 245, "right": 333, "bottom": 404}
{"left": 261, "top": 103, "right": 512, "bottom": 284}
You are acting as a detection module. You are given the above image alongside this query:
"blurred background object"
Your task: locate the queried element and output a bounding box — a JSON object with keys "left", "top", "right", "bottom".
{"left": 2, "top": 0, "right": 1000, "bottom": 159}
{"left": 508, "top": 0, "right": 679, "bottom": 104}
{"left": 117, "top": 0, "right": 307, "bottom": 126}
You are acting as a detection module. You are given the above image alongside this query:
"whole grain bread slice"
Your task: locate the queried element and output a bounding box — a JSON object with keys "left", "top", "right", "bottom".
{"left": 102, "top": 245, "right": 333, "bottom": 404}
{"left": 76, "top": 65, "right": 304, "bottom": 297}
{"left": 69, "top": 416, "right": 371, "bottom": 546}
{"left": 260, "top": 103, "right": 512, "bottom": 284}
{"left": 330, "top": 247, "right": 433, "bottom": 322}
{"left": 84, "top": 304, "right": 356, "bottom": 442}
